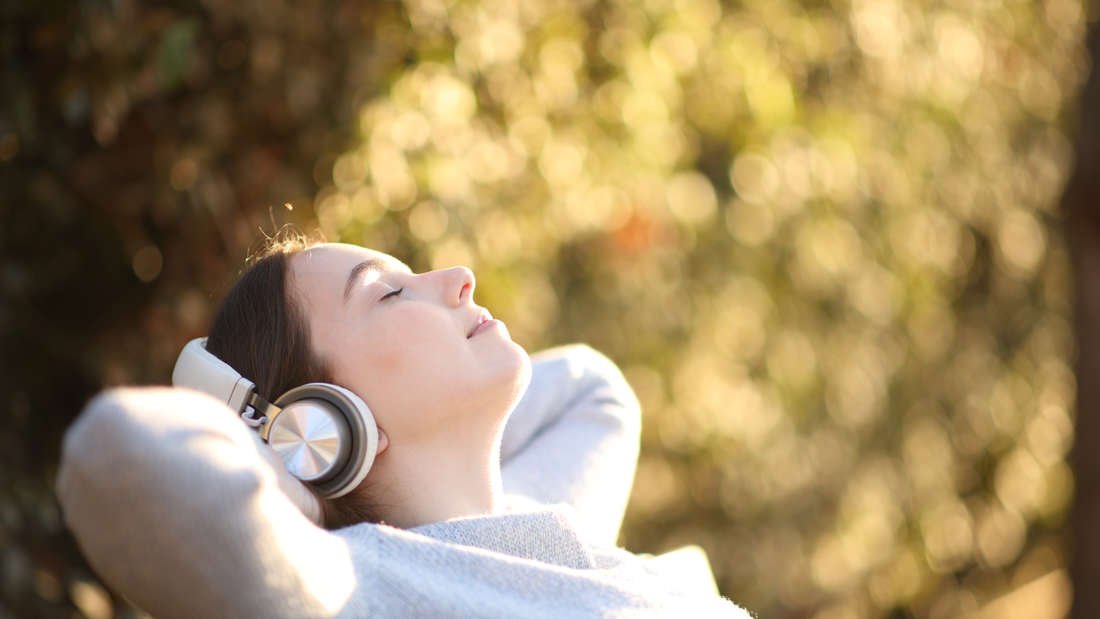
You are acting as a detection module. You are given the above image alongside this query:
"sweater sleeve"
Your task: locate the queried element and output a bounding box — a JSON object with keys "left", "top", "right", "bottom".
{"left": 55, "top": 387, "right": 357, "bottom": 619}
{"left": 499, "top": 344, "right": 642, "bottom": 545}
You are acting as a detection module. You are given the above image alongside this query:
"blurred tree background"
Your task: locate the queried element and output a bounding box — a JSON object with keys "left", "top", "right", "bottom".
{"left": 1, "top": 0, "right": 1093, "bottom": 617}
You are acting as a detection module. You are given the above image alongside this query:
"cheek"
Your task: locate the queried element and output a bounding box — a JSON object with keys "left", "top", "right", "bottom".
{"left": 340, "top": 310, "right": 471, "bottom": 416}
{"left": 372, "top": 310, "right": 465, "bottom": 372}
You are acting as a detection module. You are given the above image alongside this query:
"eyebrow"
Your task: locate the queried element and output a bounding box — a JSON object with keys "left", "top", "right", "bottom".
{"left": 343, "top": 258, "right": 388, "bottom": 304}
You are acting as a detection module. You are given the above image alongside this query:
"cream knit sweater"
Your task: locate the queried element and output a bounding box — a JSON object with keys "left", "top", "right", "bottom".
{"left": 57, "top": 345, "right": 751, "bottom": 618}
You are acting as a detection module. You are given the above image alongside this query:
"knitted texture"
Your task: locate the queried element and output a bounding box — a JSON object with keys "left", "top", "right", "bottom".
{"left": 57, "top": 345, "right": 752, "bottom": 618}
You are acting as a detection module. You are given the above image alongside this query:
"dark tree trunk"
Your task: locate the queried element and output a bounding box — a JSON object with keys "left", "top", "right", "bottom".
{"left": 0, "top": 2, "right": 405, "bottom": 615}
{"left": 1066, "top": 17, "right": 1100, "bottom": 619}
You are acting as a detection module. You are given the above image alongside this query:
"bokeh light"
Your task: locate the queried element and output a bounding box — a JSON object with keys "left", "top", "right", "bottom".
{"left": 312, "top": 0, "right": 1085, "bottom": 616}
{"left": 5, "top": 0, "right": 1087, "bottom": 616}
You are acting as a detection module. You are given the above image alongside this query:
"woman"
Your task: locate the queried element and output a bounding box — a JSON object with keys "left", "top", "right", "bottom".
{"left": 57, "top": 235, "right": 750, "bottom": 618}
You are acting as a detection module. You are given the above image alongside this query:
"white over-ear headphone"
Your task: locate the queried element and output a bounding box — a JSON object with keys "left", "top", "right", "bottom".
{"left": 172, "top": 337, "right": 379, "bottom": 499}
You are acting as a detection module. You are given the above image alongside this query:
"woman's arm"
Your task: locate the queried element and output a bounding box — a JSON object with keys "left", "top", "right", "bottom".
{"left": 56, "top": 388, "right": 356, "bottom": 619}
{"left": 500, "top": 344, "right": 642, "bottom": 545}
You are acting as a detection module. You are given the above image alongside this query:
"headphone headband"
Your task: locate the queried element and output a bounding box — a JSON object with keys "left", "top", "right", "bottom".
{"left": 172, "top": 338, "right": 258, "bottom": 416}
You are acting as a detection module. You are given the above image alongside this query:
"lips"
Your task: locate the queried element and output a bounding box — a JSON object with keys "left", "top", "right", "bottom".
{"left": 467, "top": 308, "right": 494, "bottom": 339}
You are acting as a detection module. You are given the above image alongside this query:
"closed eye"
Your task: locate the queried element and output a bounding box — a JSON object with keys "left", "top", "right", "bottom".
{"left": 381, "top": 287, "right": 404, "bottom": 301}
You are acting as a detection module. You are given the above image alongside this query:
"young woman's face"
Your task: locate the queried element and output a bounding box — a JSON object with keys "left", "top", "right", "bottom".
{"left": 289, "top": 243, "right": 530, "bottom": 442}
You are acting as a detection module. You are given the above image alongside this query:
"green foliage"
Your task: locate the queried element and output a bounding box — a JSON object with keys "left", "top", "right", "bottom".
{"left": 2, "top": 0, "right": 1086, "bottom": 616}
{"left": 316, "top": 0, "right": 1085, "bottom": 616}
{"left": 157, "top": 18, "right": 199, "bottom": 89}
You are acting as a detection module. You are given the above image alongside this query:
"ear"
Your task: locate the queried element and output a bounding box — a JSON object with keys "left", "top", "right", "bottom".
{"left": 375, "top": 427, "right": 390, "bottom": 455}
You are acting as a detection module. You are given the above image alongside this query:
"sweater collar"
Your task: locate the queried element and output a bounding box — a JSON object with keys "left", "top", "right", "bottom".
{"left": 409, "top": 503, "right": 596, "bottom": 569}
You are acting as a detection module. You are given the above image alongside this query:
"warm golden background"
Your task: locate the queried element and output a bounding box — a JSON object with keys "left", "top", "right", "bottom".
{"left": 1, "top": 0, "right": 1092, "bottom": 617}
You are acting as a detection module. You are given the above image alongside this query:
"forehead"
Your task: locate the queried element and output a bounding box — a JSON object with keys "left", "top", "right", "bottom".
{"left": 297, "top": 243, "right": 405, "bottom": 270}
{"left": 291, "top": 243, "right": 409, "bottom": 297}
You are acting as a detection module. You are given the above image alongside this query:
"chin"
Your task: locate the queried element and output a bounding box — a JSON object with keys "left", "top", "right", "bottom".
{"left": 487, "top": 343, "right": 532, "bottom": 415}
{"left": 508, "top": 347, "right": 533, "bottom": 401}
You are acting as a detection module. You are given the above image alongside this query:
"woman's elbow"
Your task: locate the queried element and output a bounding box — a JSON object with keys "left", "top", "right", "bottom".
{"left": 58, "top": 390, "right": 142, "bottom": 494}
{"left": 570, "top": 344, "right": 644, "bottom": 434}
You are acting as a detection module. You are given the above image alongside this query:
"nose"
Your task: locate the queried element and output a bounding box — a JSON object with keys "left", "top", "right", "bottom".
{"left": 430, "top": 266, "right": 474, "bottom": 307}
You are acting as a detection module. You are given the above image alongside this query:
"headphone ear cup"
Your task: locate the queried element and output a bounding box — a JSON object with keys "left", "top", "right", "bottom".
{"left": 270, "top": 383, "right": 379, "bottom": 500}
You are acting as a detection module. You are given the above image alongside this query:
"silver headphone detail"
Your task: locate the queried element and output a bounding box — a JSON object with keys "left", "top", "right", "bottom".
{"left": 172, "top": 337, "right": 378, "bottom": 499}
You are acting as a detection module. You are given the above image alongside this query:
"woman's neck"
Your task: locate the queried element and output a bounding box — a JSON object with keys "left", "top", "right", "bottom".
{"left": 368, "top": 422, "right": 506, "bottom": 529}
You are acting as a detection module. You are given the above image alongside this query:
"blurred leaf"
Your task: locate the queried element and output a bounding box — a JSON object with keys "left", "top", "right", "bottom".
{"left": 157, "top": 18, "right": 197, "bottom": 90}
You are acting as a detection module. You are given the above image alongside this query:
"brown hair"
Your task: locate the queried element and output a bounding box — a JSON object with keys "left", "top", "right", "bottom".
{"left": 205, "top": 234, "right": 330, "bottom": 403}
{"left": 205, "top": 231, "right": 382, "bottom": 527}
